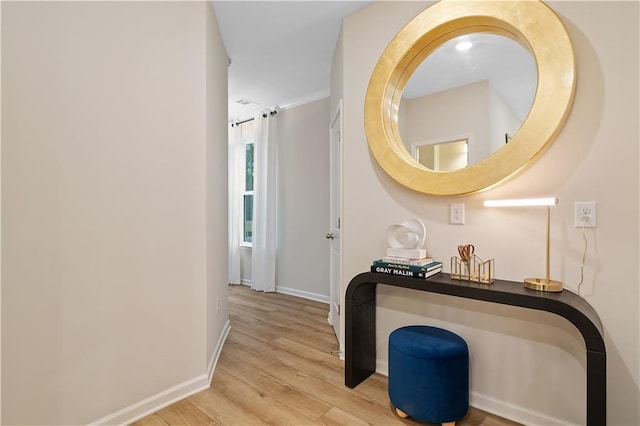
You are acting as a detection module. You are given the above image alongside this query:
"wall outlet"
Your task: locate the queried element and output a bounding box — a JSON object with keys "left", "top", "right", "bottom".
{"left": 450, "top": 203, "right": 465, "bottom": 225}
{"left": 575, "top": 201, "right": 597, "bottom": 228}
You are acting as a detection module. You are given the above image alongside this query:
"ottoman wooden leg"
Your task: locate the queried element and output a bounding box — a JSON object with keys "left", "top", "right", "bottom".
{"left": 395, "top": 408, "right": 409, "bottom": 418}
{"left": 442, "top": 422, "right": 455, "bottom": 426}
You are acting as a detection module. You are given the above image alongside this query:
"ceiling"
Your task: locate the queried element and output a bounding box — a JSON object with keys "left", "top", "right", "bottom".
{"left": 213, "top": 1, "right": 537, "bottom": 123}
{"left": 212, "top": 1, "right": 372, "bottom": 121}
{"left": 405, "top": 33, "right": 536, "bottom": 121}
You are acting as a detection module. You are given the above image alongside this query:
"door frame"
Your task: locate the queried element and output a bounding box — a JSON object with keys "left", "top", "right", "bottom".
{"left": 328, "top": 99, "right": 343, "bottom": 357}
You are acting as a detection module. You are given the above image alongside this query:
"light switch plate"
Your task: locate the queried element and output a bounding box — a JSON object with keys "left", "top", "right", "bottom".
{"left": 450, "top": 203, "right": 465, "bottom": 225}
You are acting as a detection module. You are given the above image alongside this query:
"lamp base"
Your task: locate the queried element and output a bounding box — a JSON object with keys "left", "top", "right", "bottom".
{"left": 524, "top": 278, "right": 563, "bottom": 292}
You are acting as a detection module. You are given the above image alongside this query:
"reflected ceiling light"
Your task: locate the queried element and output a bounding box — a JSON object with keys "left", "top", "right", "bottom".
{"left": 456, "top": 41, "right": 473, "bottom": 51}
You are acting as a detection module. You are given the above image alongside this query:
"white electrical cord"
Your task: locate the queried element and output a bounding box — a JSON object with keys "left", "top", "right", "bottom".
{"left": 577, "top": 219, "right": 588, "bottom": 297}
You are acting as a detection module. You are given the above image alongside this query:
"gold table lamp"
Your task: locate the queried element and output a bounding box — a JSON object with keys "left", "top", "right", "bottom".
{"left": 484, "top": 198, "right": 563, "bottom": 292}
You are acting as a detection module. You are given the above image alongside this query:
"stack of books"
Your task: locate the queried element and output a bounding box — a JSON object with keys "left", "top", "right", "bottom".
{"left": 371, "top": 257, "right": 442, "bottom": 279}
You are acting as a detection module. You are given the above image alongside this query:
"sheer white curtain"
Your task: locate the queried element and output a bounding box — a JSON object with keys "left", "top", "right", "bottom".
{"left": 228, "top": 122, "right": 243, "bottom": 285}
{"left": 251, "top": 111, "right": 278, "bottom": 292}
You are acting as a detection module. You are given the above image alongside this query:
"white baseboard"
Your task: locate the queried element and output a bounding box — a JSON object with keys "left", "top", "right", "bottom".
{"left": 374, "top": 362, "right": 571, "bottom": 426}
{"left": 470, "top": 391, "right": 571, "bottom": 426}
{"left": 376, "top": 359, "right": 389, "bottom": 376}
{"left": 326, "top": 315, "right": 344, "bottom": 360}
{"left": 232, "top": 282, "right": 329, "bottom": 304}
{"left": 207, "top": 320, "right": 231, "bottom": 385}
{"left": 275, "top": 285, "right": 330, "bottom": 304}
{"left": 90, "top": 320, "right": 231, "bottom": 426}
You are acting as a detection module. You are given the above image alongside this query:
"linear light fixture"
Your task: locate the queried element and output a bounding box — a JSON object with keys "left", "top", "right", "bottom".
{"left": 483, "top": 197, "right": 558, "bottom": 207}
{"left": 484, "top": 197, "right": 562, "bottom": 292}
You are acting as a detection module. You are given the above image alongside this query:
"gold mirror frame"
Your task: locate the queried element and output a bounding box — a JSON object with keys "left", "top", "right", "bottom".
{"left": 365, "top": 0, "right": 576, "bottom": 196}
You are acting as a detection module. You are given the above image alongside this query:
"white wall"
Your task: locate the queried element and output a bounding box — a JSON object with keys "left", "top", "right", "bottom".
{"left": 402, "top": 80, "right": 521, "bottom": 166}
{"left": 1, "top": 2, "right": 229, "bottom": 424}
{"left": 276, "top": 98, "right": 331, "bottom": 301}
{"left": 489, "top": 84, "right": 521, "bottom": 153}
{"left": 205, "top": 1, "right": 230, "bottom": 374}
{"left": 404, "top": 81, "right": 490, "bottom": 165}
{"left": 0, "top": 2, "right": 3, "bottom": 420}
{"left": 339, "top": 1, "right": 638, "bottom": 425}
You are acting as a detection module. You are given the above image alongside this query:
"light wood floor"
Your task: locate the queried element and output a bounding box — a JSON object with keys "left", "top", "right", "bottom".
{"left": 133, "top": 284, "right": 520, "bottom": 426}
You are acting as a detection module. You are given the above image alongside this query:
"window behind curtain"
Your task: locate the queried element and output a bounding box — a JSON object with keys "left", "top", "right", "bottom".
{"left": 240, "top": 120, "right": 256, "bottom": 244}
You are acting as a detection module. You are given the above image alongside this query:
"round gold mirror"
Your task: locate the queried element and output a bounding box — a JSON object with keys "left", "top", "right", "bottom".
{"left": 364, "top": 0, "right": 576, "bottom": 196}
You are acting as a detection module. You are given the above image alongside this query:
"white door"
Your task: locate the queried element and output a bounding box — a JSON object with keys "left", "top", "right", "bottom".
{"left": 328, "top": 101, "right": 342, "bottom": 352}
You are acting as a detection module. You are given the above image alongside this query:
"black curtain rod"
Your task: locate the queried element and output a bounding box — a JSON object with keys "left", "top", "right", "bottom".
{"left": 231, "top": 110, "right": 277, "bottom": 127}
{"left": 232, "top": 117, "right": 254, "bottom": 127}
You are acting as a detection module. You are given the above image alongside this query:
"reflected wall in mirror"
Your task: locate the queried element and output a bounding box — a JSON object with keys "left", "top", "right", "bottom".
{"left": 398, "top": 34, "right": 537, "bottom": 171}
{"left": 412, "top": 137, "right": 468, "bottom": 171}
{"left": 364, "top": 0, "right": 576, "bottom": 196}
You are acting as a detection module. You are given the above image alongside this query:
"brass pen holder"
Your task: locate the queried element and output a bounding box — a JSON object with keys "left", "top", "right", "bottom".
{"left": 451, "top": 254, "right": 495, "bottom": 284}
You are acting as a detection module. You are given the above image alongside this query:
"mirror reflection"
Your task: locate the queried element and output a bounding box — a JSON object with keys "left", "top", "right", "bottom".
{"left": 412, "top": 138, "right": 468, "bottom": 171}
{"left": 398, "top": 33, "right": 537, "bottom": 171}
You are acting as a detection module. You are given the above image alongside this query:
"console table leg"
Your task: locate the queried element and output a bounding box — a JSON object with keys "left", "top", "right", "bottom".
{"left": 345, "top": 281, "right": 377, "bottom": 388}
{"left": 586, "top": 350, "right": 606, "bottom": 426}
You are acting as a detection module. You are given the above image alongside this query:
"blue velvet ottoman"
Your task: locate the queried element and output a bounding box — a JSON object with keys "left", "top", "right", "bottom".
{"left": 388, "top": 325, "right": 469, "bottom": 425}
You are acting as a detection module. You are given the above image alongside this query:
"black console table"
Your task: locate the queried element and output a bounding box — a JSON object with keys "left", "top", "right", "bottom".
{"left": 345, "top": 272, "right": 606, "bottom": 426}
